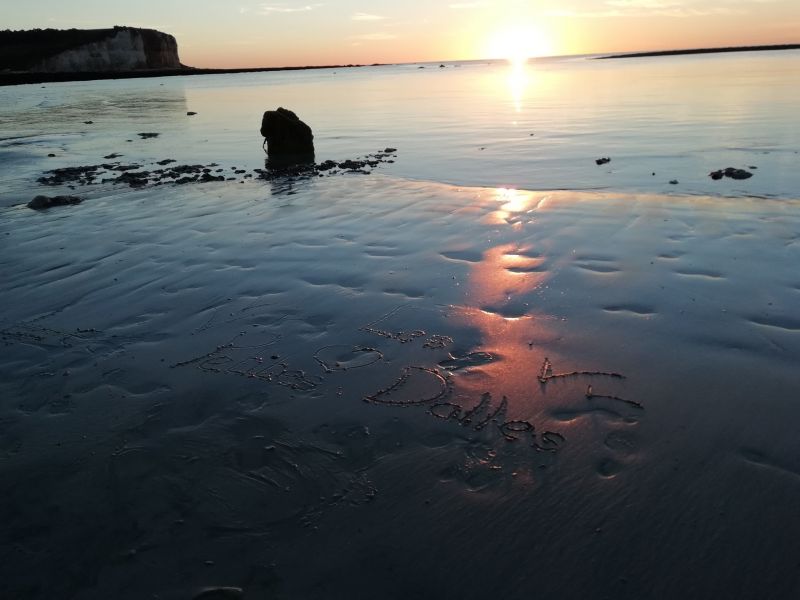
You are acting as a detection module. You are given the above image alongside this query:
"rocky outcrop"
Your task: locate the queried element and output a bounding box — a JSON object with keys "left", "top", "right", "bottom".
{"left": 0, "top": 27, "right": 182, "bottom": 73}
{"left": 260, "top": 108, "right": 315, "bottom": 161}
{"left": 709, "top": 167, "right": 753, "bottom": 180}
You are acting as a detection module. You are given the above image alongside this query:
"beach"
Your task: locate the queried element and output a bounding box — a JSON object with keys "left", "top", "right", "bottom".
{"left": 1, "top": 51, "right": 799, "bottom": 599}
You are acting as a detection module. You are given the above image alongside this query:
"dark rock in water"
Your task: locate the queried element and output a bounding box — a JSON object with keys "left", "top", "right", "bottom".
{"left": 192, "top": 588, "right": 243, "bottom": 600}
{"left": 104, "top": 153, "right": 122, "bottom": 159}
{"left": 726, "top": 168, "right": 753, "bottom": 180}
{"left": 115, "top": 171, "right": 149, "bottom": 187}
{"left": 339, "top": 159, "right": 369, "bottom": 172}
{"left": 200, "top": 172, "right": 225, "bottom": 182}
{"left": 47, "top": 153, "right": 56, "bottom": 157}
{"left": 84, "top": 120, "right": 93, "bottom": 124}
{"left": 439, "top": 64, "right": 446, "bottom": 68}
{"left": 35, "top": 146, "right": 397, "bottom": 190}
{"left": 187, "top": 111, "right": 197, "bottom": 116}
{"left": 596, "top": 157, "right": 611, "bottom": 165}
{"left": 260, "top": 107, "right": 314, "bottom": 161}
{"left": 27, "top": 195, "right": 82, "bottom": 210}
{"left": 669, "top": 180, "right": 679, "bottom": 185}
{"left": 38, "top": 164, "right": 101, "bottom": 186}
{"left": 137, "top": 132, "right": 159, "bottom": 139}
{"left": 709, "top": 167, "right": 753, "bottom": 180}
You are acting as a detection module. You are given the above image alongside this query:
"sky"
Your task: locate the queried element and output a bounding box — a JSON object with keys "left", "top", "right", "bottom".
{"left": 1, "top": 0, "right": 798, "bottom": 68}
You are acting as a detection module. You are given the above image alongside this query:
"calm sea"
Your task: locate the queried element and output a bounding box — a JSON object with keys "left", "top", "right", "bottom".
{"left": 1, "top": 50, "right": 799, "bottom": 204}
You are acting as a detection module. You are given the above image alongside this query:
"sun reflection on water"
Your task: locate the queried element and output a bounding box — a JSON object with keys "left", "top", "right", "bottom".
{"left": 507, "top": 61, "right": 532, "bottom": 113}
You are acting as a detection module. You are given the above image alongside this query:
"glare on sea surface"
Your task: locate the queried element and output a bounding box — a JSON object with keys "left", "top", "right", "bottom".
{"left": 484, "top": 24, "right": 550, "bottom": 112}
{"left": 507, "top": 62, "right": 532, "bottom": 113}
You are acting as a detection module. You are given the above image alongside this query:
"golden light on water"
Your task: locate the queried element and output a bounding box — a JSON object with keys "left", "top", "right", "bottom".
{"left": 482, "top": 24, "right": 551, "bottom": 112}
{"left": 507, "top": 62, "right": 531, "bottom": 113}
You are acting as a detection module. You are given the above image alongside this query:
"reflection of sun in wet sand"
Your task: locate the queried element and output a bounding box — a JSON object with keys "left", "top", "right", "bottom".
{"left": 486, "top": 187, "right": 550, "bottom": 228}
{"left": 448, "top": 187, "right": 557, "bottom": 413}
{"left": 450, "top": 266, "right": 558, "bottom": 417}
{"left": 448, "top": 187, "right": 638, "bottom": 431}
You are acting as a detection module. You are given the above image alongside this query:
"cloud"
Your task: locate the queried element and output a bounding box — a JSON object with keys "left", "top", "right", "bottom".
{"left": 259, "top": 3, "right": 323, "bottom": 15}
{"left": 350, "top": 32, "right": 398, "bottom": 41}
{"left": 605, "top": 0, "right": 678, "bottom": 7}
{"left": 448, "top": 2, "right": 487, "bottom": 8}
{"left": 547, "top": 1, "right": 749, "bottom": 18}
{"left": 352, "top": 12, "right": 386, "bottom": 21}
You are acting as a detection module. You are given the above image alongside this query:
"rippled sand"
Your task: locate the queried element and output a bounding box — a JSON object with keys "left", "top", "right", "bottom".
{"left": 1, "top": 175, "right": 799, "bottom": 599}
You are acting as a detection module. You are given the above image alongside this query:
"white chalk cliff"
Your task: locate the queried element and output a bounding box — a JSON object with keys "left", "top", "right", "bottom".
{"left": 27, "top": 28, "right": 182, "bottom": 73}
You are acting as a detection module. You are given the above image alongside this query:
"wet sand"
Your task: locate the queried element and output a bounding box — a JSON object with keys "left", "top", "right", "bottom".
{"left": 1, "top": 174, "right": 799, "bottom": 598}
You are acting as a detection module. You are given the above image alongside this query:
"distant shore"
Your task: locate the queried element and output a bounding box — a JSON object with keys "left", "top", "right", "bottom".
{"left": 3, "top": 43, "right": 799, "bottom": 86}
{"left": 0, "top": 64, "right": 378, "bottom": 87}
{"left": 599, "top": 43, "right": 800, "bottom": 60}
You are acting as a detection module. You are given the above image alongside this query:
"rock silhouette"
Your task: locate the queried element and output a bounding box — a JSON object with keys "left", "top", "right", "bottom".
{"left": 709, "top": 167, "right": 753, "bottom": 180}
{"left": 27, "top": 195, "right": 83, "bottom": 210}
{"left": 260, "top": 108, "right": 315, "bottom": 162}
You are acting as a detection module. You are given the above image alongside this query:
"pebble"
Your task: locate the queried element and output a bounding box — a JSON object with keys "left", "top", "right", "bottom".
{"left": 192, "top": 588, "right": 243, "bottom": 600}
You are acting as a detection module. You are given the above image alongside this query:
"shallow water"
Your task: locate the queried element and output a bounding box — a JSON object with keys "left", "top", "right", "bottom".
{"left": 1, "top": 52, "right": 799, "bottom": 599}
{"left": 1, "top": 50, "right": 799, "bottom": 201}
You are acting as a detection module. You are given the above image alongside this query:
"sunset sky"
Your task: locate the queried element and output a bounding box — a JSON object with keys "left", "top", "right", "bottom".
{"left": 2, "top": 0, "right": 798, "bottom": 67}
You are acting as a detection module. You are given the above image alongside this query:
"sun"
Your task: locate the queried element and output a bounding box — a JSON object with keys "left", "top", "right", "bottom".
{"left": 486, "top": 25, "right": 554, "bottom": 65}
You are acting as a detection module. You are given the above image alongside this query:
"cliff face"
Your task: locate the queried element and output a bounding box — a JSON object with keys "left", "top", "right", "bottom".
{"left": 0, "top": 27, "right": 183, "bottom": 73}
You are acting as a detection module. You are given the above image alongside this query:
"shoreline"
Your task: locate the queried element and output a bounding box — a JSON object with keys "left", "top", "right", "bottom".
{"left": 599, "top": 43, "right": 800, "bottom": 59}
{"left": 0, "top": 63, "right": 380, "bottom": 87}
{"left": 5, "top": 42, "right": 799, "bottom": 87}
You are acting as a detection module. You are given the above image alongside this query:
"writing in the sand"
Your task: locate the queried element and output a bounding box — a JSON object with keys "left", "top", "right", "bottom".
{"left": 362, "top": 365, "right": 566, "bottom": 453}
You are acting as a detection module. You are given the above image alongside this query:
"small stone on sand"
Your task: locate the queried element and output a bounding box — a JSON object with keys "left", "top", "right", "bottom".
{"left": 709, "top": 167, "right": 753, "bottom": 180}
{"left": 192, "top": 588, "right": 243, "bottom": 600}
{"left": 27, "top": 195, "right": 83, "bottom": 210}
